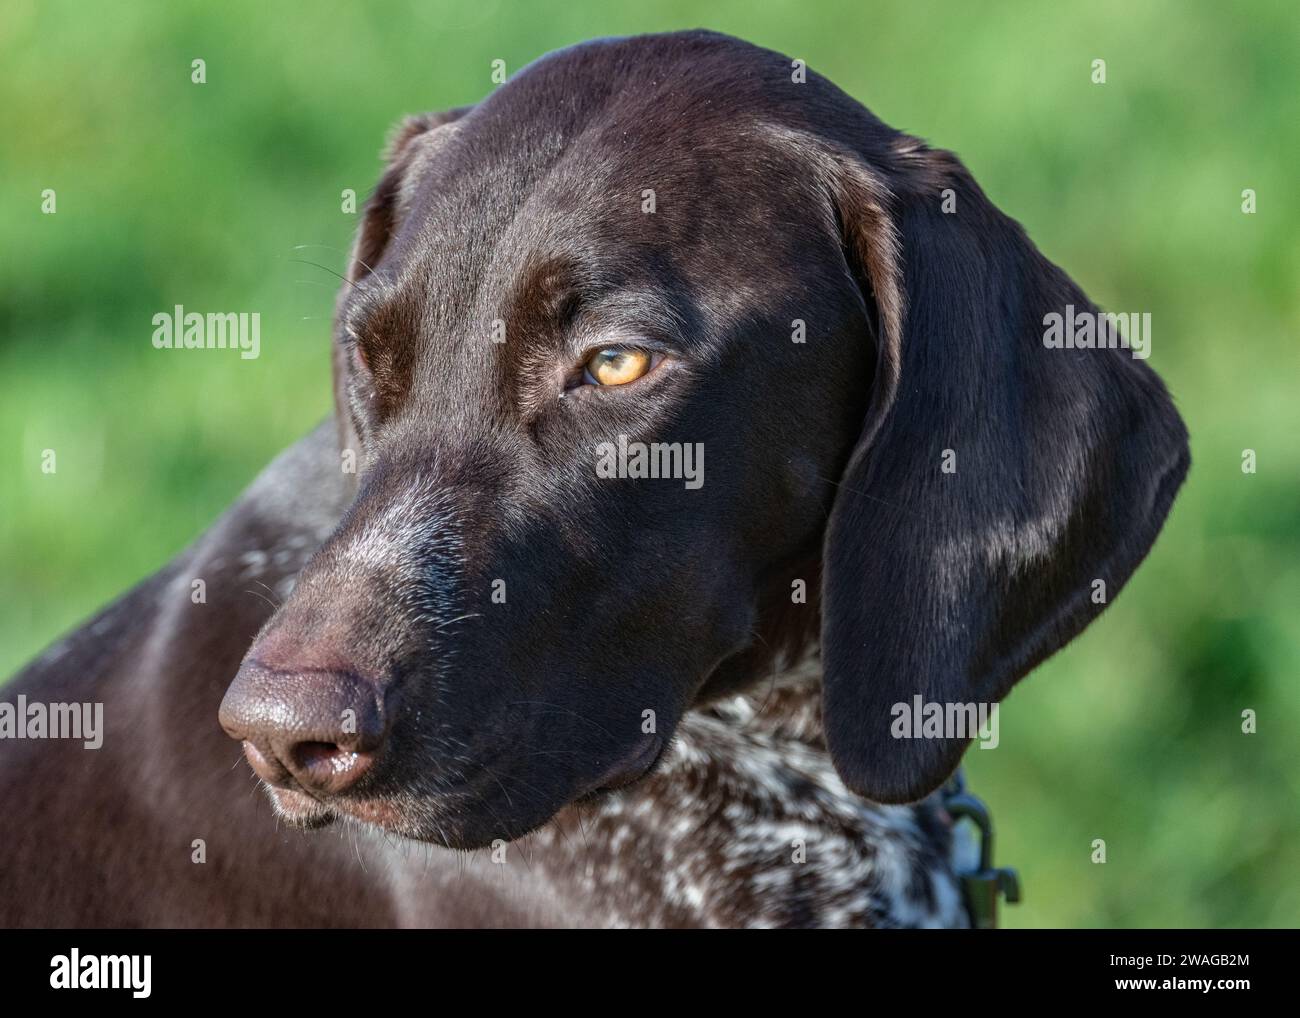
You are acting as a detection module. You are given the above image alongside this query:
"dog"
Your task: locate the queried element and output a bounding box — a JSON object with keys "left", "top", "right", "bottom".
{"left": 0, "top": 29, "right": 1187, "bottom": 928}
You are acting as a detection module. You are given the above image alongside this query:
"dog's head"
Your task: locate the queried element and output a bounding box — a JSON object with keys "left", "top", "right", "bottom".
{"left": 219, "top": 30, "right": 1187, "bottom": 847}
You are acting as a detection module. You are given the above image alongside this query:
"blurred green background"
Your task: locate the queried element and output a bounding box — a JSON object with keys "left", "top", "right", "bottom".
{"left": 1, "top": 0, "right": 1297, "bottom": 927}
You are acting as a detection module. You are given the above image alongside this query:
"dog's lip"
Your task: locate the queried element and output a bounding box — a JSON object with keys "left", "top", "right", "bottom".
{"left": 266, "top": 786, "right": 338, "bottom": 828}
{"left": 583, "top": 736, "right": 665, "bottom": 796}
{"left": 329, "top": 795, "right": 407, "bottom": 828}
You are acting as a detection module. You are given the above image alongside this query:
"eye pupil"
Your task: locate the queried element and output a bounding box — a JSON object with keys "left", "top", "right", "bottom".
{"left": 587, "top": 347, "right": 651, "bottom": 386}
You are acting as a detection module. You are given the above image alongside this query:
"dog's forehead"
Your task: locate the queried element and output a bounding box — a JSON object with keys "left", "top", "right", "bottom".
{"left": 391, "top": 34, "right": 824, "bottom": 264}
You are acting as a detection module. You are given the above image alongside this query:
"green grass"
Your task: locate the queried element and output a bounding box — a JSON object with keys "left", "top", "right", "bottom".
{"left": 2, "top": 0, "right": 1297, "bottom": 927}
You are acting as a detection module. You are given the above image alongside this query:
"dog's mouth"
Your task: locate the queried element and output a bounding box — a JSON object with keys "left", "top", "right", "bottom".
{"left": 261, "top": 735, "right": 668, "bottom": 839}
{"left": 264, "top": 785, "right": 413, "bottom": 831}
{"left": 265, "top": 786, "right": 339, "bottom": 828}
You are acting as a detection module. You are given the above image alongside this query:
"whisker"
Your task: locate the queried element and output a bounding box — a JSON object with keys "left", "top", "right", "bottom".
{"left": 242, "top": 588, "right": 280, "bottom": 612}
{"left": 292, "top": 243, "right": 382, "bottom": 280}
{"left": 288, "top": 257, "right": 353, "bottom": 288}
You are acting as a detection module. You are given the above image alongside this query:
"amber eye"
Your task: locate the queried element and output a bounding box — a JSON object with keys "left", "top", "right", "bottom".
{"left": 583, "top": 347, "right": 652, "bottom": 386}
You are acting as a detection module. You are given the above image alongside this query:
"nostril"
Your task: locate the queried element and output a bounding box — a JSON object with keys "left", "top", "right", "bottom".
{"left": 241, "top": 740, "right": 290, "bottom": 785}
{"left": 290, "top": 740, "right": 377, "bottom": 794}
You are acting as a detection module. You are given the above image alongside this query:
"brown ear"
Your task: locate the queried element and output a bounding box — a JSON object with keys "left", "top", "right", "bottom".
{"left": 817, "top": 143, "right": 1189, "bottom": 803}
{"left": 332, "top": 107, "right": 474, "bottom": 472}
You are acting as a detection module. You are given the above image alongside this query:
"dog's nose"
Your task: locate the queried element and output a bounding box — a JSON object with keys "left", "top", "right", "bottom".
{"left": 219, "top": 661, "right": 386, "bottom": 795}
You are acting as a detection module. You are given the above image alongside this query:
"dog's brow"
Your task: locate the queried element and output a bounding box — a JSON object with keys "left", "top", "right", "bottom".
{"left": 569, "top": 293, "right": 691, "bottom": 354}
{"left": 504, "top": 254, "right": 691, "bottom": 354}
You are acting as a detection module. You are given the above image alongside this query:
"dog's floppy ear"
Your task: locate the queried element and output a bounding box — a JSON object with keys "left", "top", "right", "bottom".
{"left": 332, "top": 107, "right": 474, "bottom": 470}
{"left": 817, "top": 143, "right": 1189, "bottom": 803}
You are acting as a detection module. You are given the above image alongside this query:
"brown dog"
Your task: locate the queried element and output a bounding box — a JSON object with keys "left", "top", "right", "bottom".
{"left": 0, "top": 30, "right": 1186, "bottom": 927}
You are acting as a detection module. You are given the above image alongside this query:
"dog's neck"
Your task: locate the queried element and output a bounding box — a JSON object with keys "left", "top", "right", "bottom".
{"left": 523, "top": 669, "right": 966, "bottom": 928}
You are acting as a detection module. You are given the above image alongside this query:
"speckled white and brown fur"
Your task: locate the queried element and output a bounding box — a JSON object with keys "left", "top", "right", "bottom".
{"left": 526, "top": 669, "right": 969, "bottom": 928}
